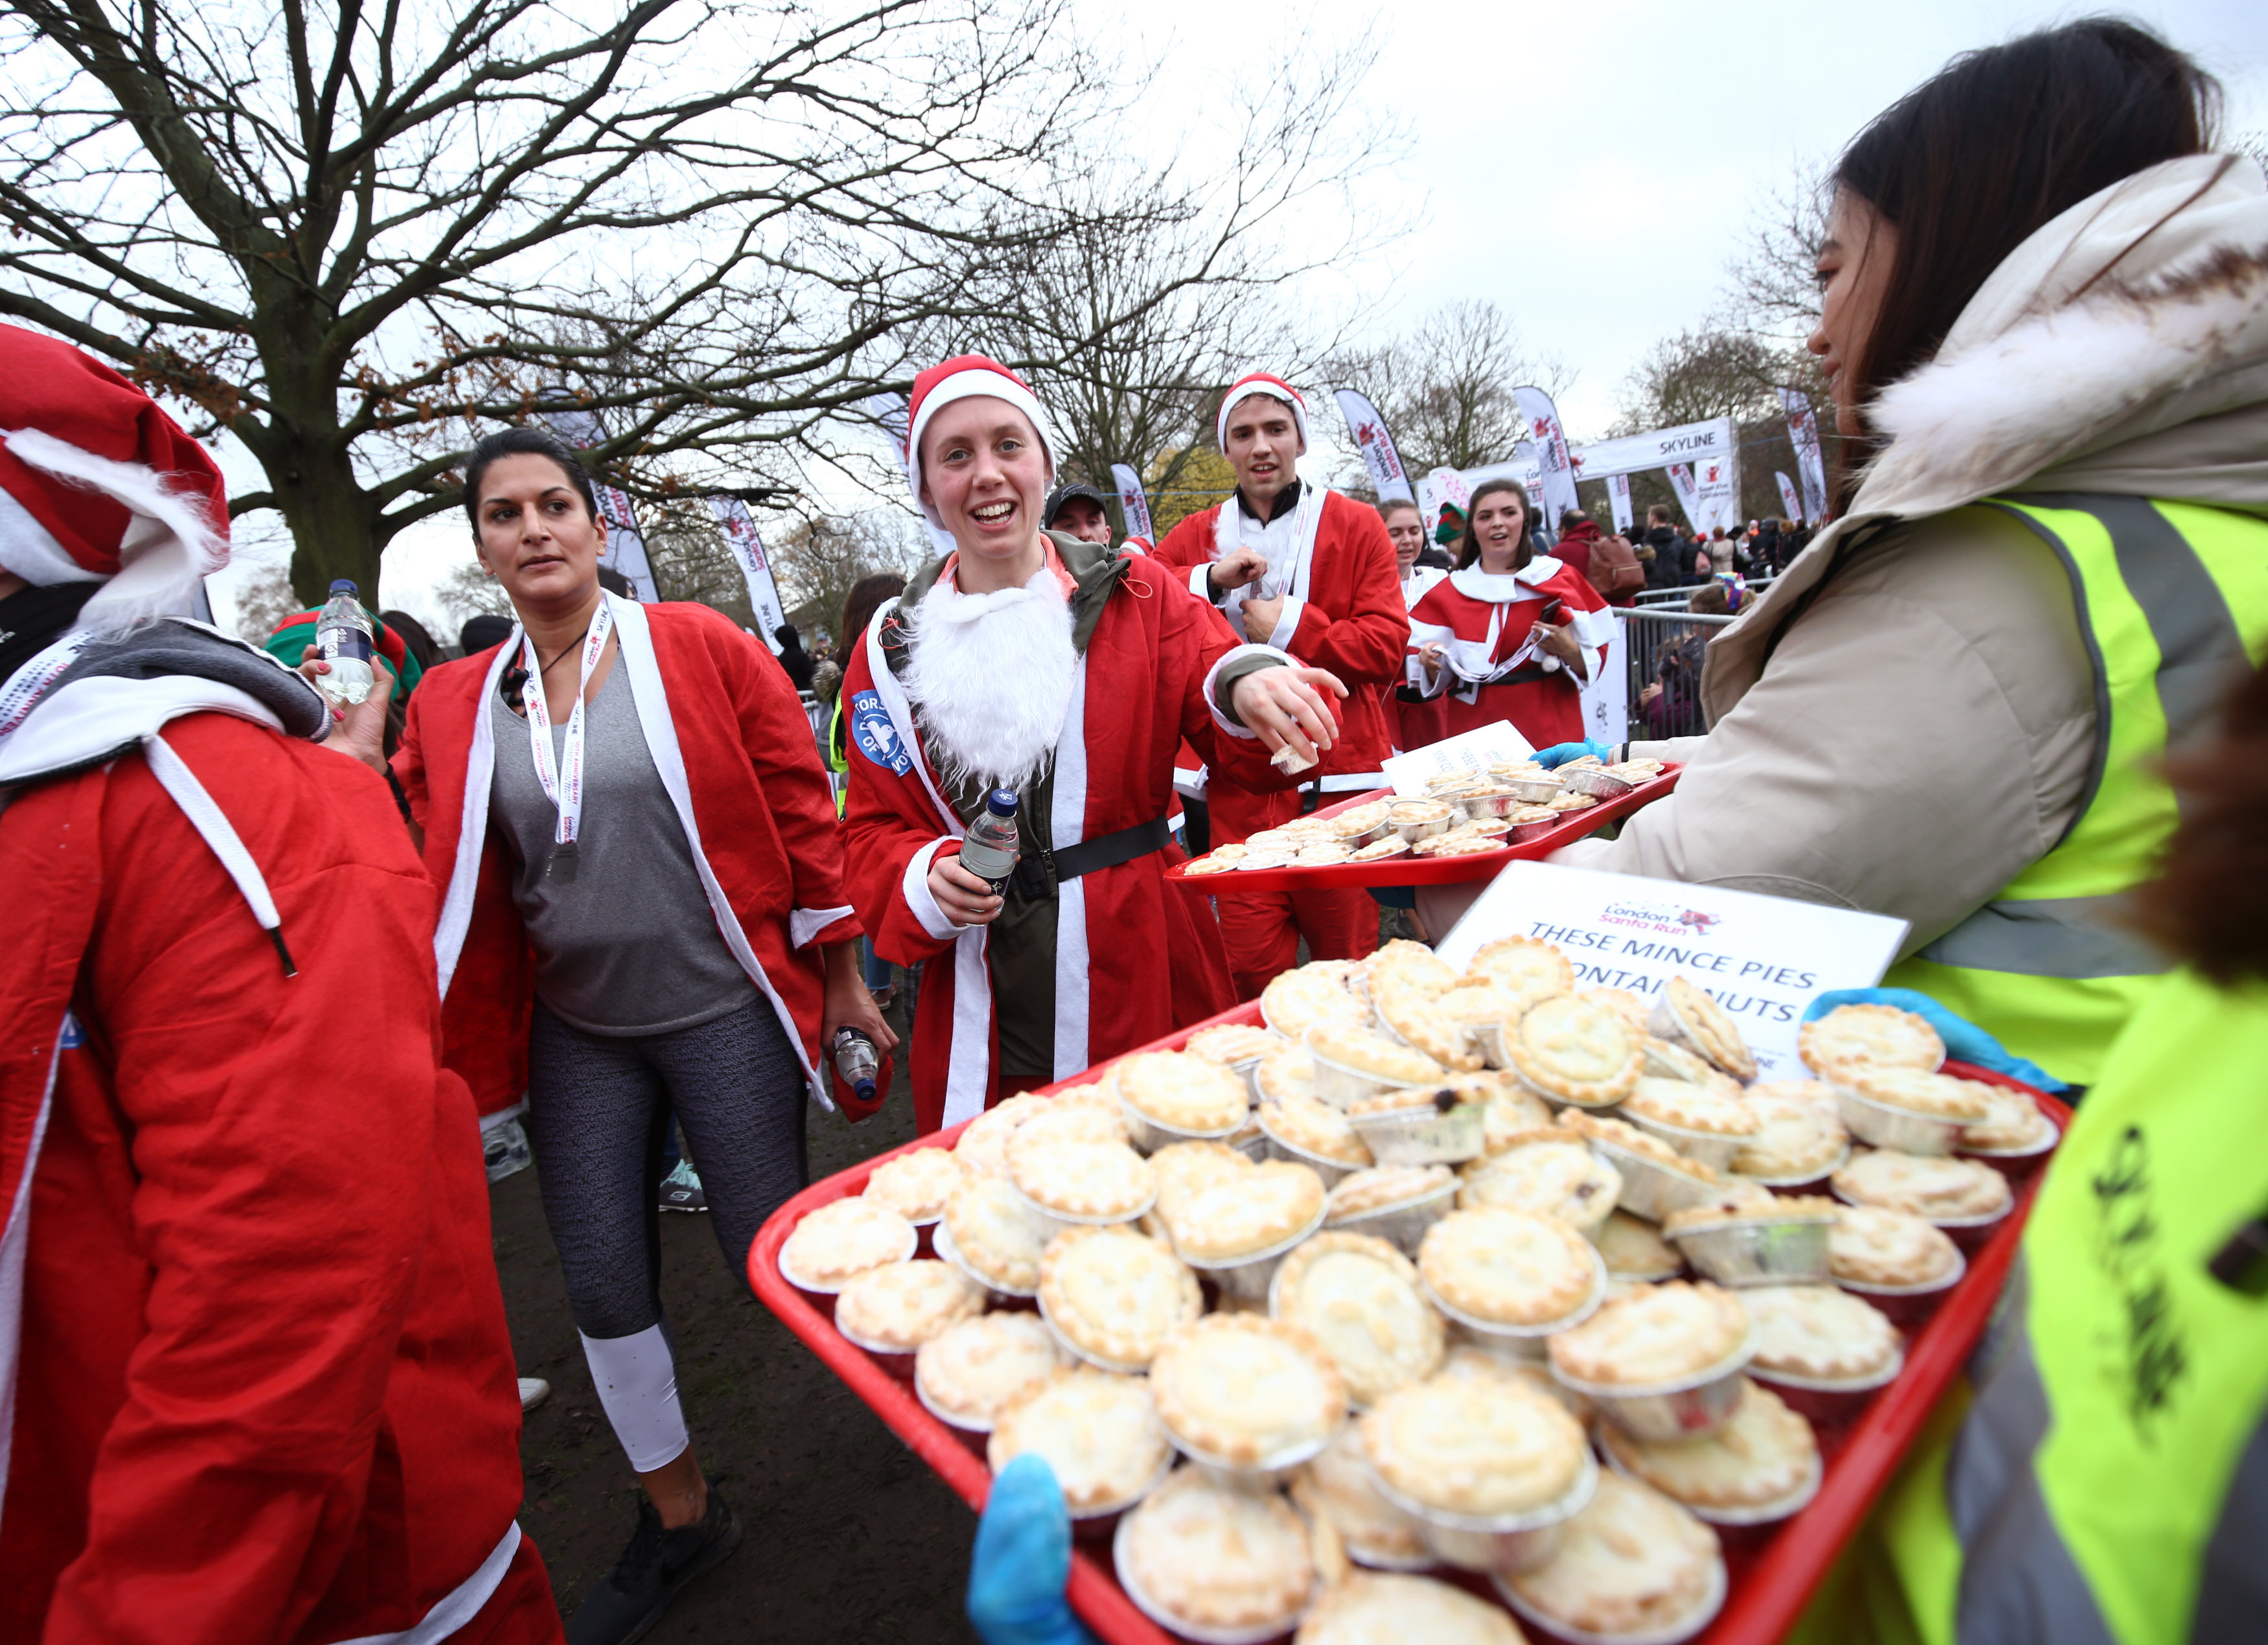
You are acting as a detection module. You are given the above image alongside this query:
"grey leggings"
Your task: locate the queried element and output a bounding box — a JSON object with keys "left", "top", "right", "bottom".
{"left": 525, "top": 995, "right": 809, "bottom": 1340}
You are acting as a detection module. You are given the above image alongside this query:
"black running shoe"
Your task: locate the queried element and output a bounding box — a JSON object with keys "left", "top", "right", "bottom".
{"left": 566, "top": 1489, "right": 743, "bottom": 1645}
{"left": 657, "top": 1160, "right": 708, "bottom": 1214}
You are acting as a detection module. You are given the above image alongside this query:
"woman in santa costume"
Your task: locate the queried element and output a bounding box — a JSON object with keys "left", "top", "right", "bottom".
{"left": 361, "top": 426, "right": 889, "bottom": 1645}
{"left": 1151, "top": 375, "right": 1407, "bottom": 996}
{"left": 840, "top": 356, "right": 1345, "bottom": 1135}
{"left": 1407, "top": 477, "right": 1615, "bottom": 746}
{"left": 0, "top": 327, "right": 559, "bottom": 1642}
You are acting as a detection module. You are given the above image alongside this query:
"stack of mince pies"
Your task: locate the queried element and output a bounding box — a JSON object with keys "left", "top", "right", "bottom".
{"left": 774, "top": 957, "right": 2056, "bottom": 1644}
{"left": 1177, "top": 758, "right": 1672, "bottom": 878}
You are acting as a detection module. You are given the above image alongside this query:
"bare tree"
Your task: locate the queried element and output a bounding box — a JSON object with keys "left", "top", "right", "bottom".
{"left": 1722, "top": 159, "right": 1834, "bottom": 347}
{"left": 435, "top": 560, "right": 513, "bottom": 627}
{"left": 0, "top": 0, "right": 1186, "bottom": 602}
{"left": 227, "top": 562, "right": 303, "bottom": 643}
{"left": 770, "top": 509, "right": 926, "bottom": 642}
{"left": 1324, "top": 301, "right": 1572, "bottom": 477}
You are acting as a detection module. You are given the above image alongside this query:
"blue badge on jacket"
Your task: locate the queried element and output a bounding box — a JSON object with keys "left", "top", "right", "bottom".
{"left": 850, "top": 691, "right": 912, "bottom": 775}
{"left": 58, "top": 1011, "right": 87, "bottom": 1050}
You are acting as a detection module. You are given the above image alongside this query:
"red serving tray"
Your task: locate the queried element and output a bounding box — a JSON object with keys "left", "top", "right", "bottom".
{"left": 1165, "top": 769, "right": 1682, "bottom": 892}
{"left": 750, "top": 1009, "right": 2068, "bottom": 1645}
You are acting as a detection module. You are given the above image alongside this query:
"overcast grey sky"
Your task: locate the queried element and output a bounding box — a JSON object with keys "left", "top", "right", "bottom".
{"left": 213, "top": 0, "right": 2268, "bottom": 632}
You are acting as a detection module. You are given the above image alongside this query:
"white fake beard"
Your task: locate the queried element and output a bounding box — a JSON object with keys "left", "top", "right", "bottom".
{"left": 903, "top": 567, "right": 1076, "bottom": 796}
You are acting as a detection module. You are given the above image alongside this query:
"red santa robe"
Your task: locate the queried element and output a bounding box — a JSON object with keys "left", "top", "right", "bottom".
{"left": 1153, "top": 485, "right": 1406, "bottom": 991}
{"left": 1391, "top": 562, "right": 1452, "bottom": 753}
{"left": 841, "top": 538, "right": 1264, "bottom": 1134}
{"left": 394, "top": 595, "right": 864, "bottom": 1119}
{"left": 1407, "top": 555, "right": 1616, "bottom": 746}
{"left": 0, "top": 682, "right": 553, "bottom": 1642}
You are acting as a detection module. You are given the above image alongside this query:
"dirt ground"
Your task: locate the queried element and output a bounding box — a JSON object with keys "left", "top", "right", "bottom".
{"left": 492, "top": 994, "right": 980, "bottom": 1644}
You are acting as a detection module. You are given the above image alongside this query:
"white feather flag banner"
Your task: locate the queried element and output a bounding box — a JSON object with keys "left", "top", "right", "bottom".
{"left": 1511, "top": 386, "right": 1580, "bottom": 535}
{"left": 1779, "top": 387, "right": 1829, "bottom": 525}
{"left": 1606, "top": 473, "right": 1634, "bottom": 535}
{"left": 1775, "top": 471, "right": 1803, "bottom": 525}
{"left": 1109, "top": 463, "right": 1155, "bottom": 542}
{"left": 1334, "top": 388, "right": 1415, "bottom": 502}
{"left": 538, "top": 401, "right": 660, "bottom": 602}
{"left": 708, "top": 497, "right": 790, "bottom": 643}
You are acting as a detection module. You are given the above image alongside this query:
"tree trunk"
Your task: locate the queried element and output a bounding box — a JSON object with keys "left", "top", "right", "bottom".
{"left": 246, "top": 314, "right": 389, "bottom": 606}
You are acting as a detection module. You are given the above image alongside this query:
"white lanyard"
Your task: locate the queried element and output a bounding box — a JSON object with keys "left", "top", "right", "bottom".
{"left": 522, "top": 598, "right": 614, "bottom": 864}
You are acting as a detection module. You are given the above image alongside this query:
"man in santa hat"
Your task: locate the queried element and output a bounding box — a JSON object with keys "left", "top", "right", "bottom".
{"left": 0, "top": 325, "right": 557, "bottom": 1642}
{"left": 841, "top": 356, "right": 1345, "bottom": 1133}
{"left": 1152, "top": 375, "right": 1406, "bottom": 995}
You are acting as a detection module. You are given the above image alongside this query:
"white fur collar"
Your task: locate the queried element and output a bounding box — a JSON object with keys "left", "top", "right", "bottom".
{"left": 1449, "top": 556, "right": 1560, "bottom": 601}
{"left": 902, "top": 566, "right": 1076, "bottom": 796}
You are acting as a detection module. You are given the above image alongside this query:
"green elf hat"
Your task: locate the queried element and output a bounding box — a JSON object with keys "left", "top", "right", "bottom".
{"left": 1434, "top": 501, "right": 1468, "bottom": 546}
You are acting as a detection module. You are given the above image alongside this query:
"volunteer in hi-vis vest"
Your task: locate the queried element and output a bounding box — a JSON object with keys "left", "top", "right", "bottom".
{"left": 1815, "top": 656, "right": 2268, "bottom": 1645}
{"left": 1153, "top": 375, "right": 1407, "bottom": 996}
{"left": 1542, "top": 21, "right": 2268, "bottom": 1087}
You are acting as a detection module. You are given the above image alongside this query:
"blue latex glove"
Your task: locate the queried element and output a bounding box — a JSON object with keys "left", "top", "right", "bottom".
{"left": 1533, "top": 739, "right": 1617, "bottom": 769}
{"left": 967, "top": 1455, "right": 1100, "bottom": 1645}
{"left": 1802, "top": 988, "right": 2070, "bottom": 1094}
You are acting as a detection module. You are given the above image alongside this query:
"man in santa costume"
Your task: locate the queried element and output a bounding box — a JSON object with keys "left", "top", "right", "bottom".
{"left": 0, "top": 325, "right": 557, "bottom": 1642}
{"left": 1153, "top": 376, "right": 1406, "bottom": 996}
{"left": 842, "top": 356, "right": 1345, "bottom": 1134}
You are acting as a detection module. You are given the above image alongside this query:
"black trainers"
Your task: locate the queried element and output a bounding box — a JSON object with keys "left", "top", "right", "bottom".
{"left": 657, "top": 1160, "right": 708, "bottom": 1214}
{"left": 566, "top": 1488, "right": 743, "bottom": 1645}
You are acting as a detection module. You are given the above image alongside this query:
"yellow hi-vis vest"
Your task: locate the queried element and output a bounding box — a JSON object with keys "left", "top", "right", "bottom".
{"left": 1831, "top": 968, "right": 2268, "bottom": 1645}
{"left": 1886, "top": 495, "right": 2268, "bottom": 1085}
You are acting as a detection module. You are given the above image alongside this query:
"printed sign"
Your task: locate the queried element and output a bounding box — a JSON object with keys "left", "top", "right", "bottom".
{"left": 1335, "top": 389, "right": 1415, "bottom": 503}
{"left": 1381, "top": 719, "right": 1536, "bottom": 796}
{"left": 1437, "top": 862, "right": 1910, "bottom": 1079}
{"left": 848, "top": 689, "right": 912, "bottom": 774}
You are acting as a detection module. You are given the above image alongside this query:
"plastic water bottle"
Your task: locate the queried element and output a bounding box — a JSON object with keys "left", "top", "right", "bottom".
{"left": 314, "top": 579, "right": 376, "bottom": 705}
{"left": 831, "top": 1027, "right": 879, "bottom": 1104}
{"left": 956, "top": 788, "right": 1021, "bottom": 894}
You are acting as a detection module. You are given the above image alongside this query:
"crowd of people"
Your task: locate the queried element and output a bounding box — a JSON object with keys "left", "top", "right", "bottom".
{"left": 0, "top": 15, "right": 2263, "bottom": 1645}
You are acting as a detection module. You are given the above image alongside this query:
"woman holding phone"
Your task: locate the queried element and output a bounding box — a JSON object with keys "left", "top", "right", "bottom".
{"left": 1406, "top": 477, "right": 1615, "bottom": 747}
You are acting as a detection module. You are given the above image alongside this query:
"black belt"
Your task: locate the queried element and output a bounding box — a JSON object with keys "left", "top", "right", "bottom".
{"left": 1010, "top": 814, "right": 1173, "bottom": 900}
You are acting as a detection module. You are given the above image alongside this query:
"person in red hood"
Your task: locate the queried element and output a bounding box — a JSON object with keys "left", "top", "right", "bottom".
{"left": 1551, "top": 507, "right": 1602, "bottom": 584}
{"left": 0, "top": 325, "right": 559, "bottom": 1643}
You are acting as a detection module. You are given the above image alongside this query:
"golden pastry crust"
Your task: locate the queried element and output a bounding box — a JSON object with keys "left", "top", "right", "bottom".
{"left": 1661, "top": 976, "right": 1758, "bottom": 1080}
{"left": 1546, "top": 790, "right": 1596, "bottom": 811}
{"left": 1326, "top": 1164, "right": 1459, "bottom": 1223}
{"left": 914, "top": 1313, "right": 1063, "bottom": 1427}
{"left": 1037, "top": 1224, "right": 1202, "bottom": 1368}
{"left": 1505, "top": 1471, "right": 1722, "bottom": 1637}
{"left": 1563, "top": 1111, "right": 1721, "bottom": 1181}
{"left": 1600, "top": 1379, "right": 1818, "bottom": 1510}
{"left": 941, "top": 1175, "right": 1054, "bottom": 1292}
{"left": 781, "top": 1197, "right": 915, "bottom": 1289}
{"left": 1349, "top": 837, "right": 1411, "bottom": 862}
{"left": 1662, "top": 1193, "right": 1839, "bottom": 1234}
{"left": 1148, "top": 1140, "right": 1251, "bottom": 1221}
{"left": 1117, "top": 1469, "right": 1316, "bottom": 1634}
{"left": 1345, "top": 1083, "right": 1479, "bottom": 1118}
{"left": 1112, "top": 1050, "right": 1251, "bottom": 1134}
{"left": 1150, "top": 1313, "right": 1348, "bottom": 1464}
{"left": 1840, "top": 1067, "right": 1995, "bottom": 1122}
{"left": 1457, "top": 1136, "right": 1623, "bottom": 1230}
{"left": 862, "top": 1147, "right": 966, "bottom": 1221}
{"left": 1595, "top": 1211, "right": 1685, "bottom": 1281}
{"left": 1006, "top": 1129, "right": 1157, "bottom": 1220}
{"left": 1370, "top": 939, "right": 1460, "bottom": 995}
{"left": 1291, "top": 1427, "right": 1429, "bottom": 1567}
{"left": 1180, "top": 853, "right": 1242, "bottom": 876}
{"left": 1260, "top": 1092, "right": 1374, "bottom": 1167}
{"left": 1387, "top": 798, "right": 1456, "bottom": 827}
{"left": 1798, "top": 1003, "right": 1946, "bottom": 1080}
{"left": 1641, "top": 1035, "right": 1720, "bottom": 1085}
{"left": 1263, "top": 968, "right": 1369, "bottom": 1038}
{"left": 1505, "top": 993, "right": 1643, "bottom": 1108}
{"left": 1013, "top": 1094, "right": 1129, "bottom": 1150}
{"left": 988, "top": 1367, "right": 1170, "bottom": 1511}
{"left": 1183, "top": 1023, "right": 1284, "bottom": 1067}
{"left": 833, "top": 1258, "right": 982, "bottom": 1350}
{"left": 1960, "top": 1083, "right": 2059, "bottom": 1152}
{"left": 1308, "top": 1022, "right": 1448, "bottom": 1086}
{"left": 1272, "top": 1232, "right": 1445, "bottom": 1406}
{"left": 1467, "top": 937, "right": 1576, "bottom": 1004}
{"left": 1585, "top": 987, "right": 1652, "bottom": 1033}
{"left": 1418, "top": 1206, "right": 1599, "bottom": 1326}
{"left": 1739, "top": 1284, "right": 1901, "bottom": 1381}
{"left": 1297, "top": 844, "right": 1356, "bottom": 866}
{"left": 1828, "top": 1204, "right": 1961, "bottom": 1286}
{"left": 1622, "top": 1074, "right": 1763, "bottom": 1138}
{"left": 1374, "top": 989, "right": 1486, "bottom": 1072}
{"left": 1256, "top": 1046, "right": 1319, "bottom": 1103}
{"left": 1294, "top": 1572, "right": 1525, "bottom": 1644}
{"left": 1834, "top": 1149, "right": 2013, "bottom": 1221}
{"left": 1361, "top": 1364, "right": 1590, "bottom": 1517}
{"left": 1157, "top": 1158, "right": 1326, "bottom": 1263}
{"left": 1547, "top": 1280, "right": 1752, "bottom": 1387}
{"left": 953, "top": 1094, "right": 1050, "bottom": 1178}
{"left": 1329, "top": 798, "right": 1393, "bottom": 838}
{"left": 1733, "top": 1083, "right": 1851, "bottom": 1179}
{"left": 1479, "top": 1079, "right": 1560, "bottom": 1155}
{"left": 1411, "top": 831, "right": 1507, "bottom": 857}
{"left": 1433, "top": 980, "right": 1525, "bottom": 1032}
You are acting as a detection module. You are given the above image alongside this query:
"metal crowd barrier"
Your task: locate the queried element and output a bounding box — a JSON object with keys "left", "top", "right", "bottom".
{"left": 1616, "top": 607, "right": 1739, "bottom": 741}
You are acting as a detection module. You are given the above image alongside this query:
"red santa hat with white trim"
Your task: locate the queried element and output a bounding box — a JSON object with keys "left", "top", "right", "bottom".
{"left": 903, "top": 354, "right": 1058, "bottom": 534}
{"left": 1215, "top": 373, "right": 1309, "bottom": 455}
{"left": 0, "top": 323, "right": 229, "bottom": 630}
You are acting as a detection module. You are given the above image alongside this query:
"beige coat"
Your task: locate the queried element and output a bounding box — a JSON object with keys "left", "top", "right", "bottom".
{"left": 1551, "top": 154, "right": 2268, "bottom": 956}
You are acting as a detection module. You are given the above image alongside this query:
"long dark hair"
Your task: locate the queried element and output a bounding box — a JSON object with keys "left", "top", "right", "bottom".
{"left": 1834, "top": 21, "right": 2217, "bottom": 439}
{"left": 839, "top": 571, "right": 907, "bottom": 656}
{"left": 462, "top": 426, "right": 602, "bottom": 536}
{"left": 1452, "top": 479, "right": 1536, "bottom": 571}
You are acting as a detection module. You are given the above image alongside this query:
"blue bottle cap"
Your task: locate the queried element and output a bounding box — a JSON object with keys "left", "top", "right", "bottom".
{"left": 329, "top": 579, "right": 358, "bottom": 595}
{"left": 854, "top": 1078, "right": 877, "bottom": 1101}
{"left": 986, "top": 788, "right": 1019, "bottom": 816}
